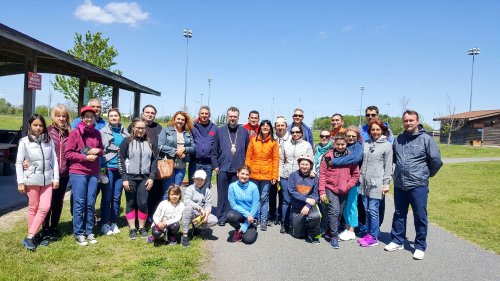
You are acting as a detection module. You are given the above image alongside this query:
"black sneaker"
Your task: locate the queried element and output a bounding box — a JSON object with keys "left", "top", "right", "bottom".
{"left": 192, "top": 227, "right": 201, "bottom": 236}
{"left": 181, "top": 235, "right": 190, "bottom": 247}
{"left": 50, "top": 228, "right": 62, "bottom": 240}
{"left": 260, "top": 224, "right": 268, "bottom": 231}
{"left": 307, "top": 236, "right": 320, "bottom": 245}
{"left": 129, "top": 229, "right": 138, "bottom": 240}
{"left": 39, "top": 229, "right": 51, "bottom": 246}
{"left": 22, "top": 237, "right": 36, "bottom": 251}
{"left": 217, "top": 219, "right": 226, "bottom": 226}
{"left": 280, "top": 224, "right": 286, "bottom": 234}
{"left": 138, "top": 228, "right": 149, "bottom": 239}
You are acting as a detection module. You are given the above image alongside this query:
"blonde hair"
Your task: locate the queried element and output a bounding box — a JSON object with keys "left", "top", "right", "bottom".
{"left": 166, "top": 111, "right": 193, "bottom": 132}
{"left": 50, "top": 104, "right": 71, "bottom": 132}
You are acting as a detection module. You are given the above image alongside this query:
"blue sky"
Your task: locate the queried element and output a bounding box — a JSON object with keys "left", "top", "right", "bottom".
{"left": 1, "top": 0, "right": 499, "bottom": 128}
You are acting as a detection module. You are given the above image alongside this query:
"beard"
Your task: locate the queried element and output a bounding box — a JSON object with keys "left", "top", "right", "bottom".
{"left": 228, "top": 121, "right": 238, "bottom": 129}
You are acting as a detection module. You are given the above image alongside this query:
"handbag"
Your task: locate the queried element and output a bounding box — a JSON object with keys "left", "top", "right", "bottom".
{"left": 156, "top": 156, "right": 174, "bottom": 179}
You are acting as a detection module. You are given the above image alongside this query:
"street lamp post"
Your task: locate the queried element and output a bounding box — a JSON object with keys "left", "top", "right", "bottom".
{"left": 200, "top": 93, "right": 204, "bottom": 106}
{"left": 359, "top": 86, "right": 366, "bottom": 126}
{"left": 207, "top": 77, "right": 212, "bottom": 107}
{"left": 468, "top": 47, "right": 480, "bottom": 112}
{"left": 183, "top": 29, "right": 193, "bottom": 112}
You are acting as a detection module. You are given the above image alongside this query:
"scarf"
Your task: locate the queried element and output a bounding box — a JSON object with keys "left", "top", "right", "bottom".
{"left": 314, "top": 140, "right": 333, "bottom": 172}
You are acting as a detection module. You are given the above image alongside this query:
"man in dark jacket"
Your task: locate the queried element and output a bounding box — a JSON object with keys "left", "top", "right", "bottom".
{"left": 188, "top": 106, "right": 218, "bottom": 188}
{"left": 385, "top": 110, "right": 443, "bottom": 260}
{"left": 211, "top": 107, "right": 249, "bottom": 225}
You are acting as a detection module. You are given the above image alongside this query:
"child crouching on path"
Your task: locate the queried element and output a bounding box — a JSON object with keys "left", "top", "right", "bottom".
{"left": 319, "top": 134, "right": 360, "bottom": 249}
{"left": 149, "top": 185, "right": 185, "bottom": 245}
{"left": 181, "top": 170, "right": 218, "bottom": 247}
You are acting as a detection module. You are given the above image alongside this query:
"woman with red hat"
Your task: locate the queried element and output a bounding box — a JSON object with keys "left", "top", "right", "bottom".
{"left": 64, "top": 106, "right": 104, "bottom": 246}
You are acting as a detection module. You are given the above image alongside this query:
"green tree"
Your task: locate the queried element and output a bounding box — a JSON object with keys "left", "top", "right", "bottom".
{"left": 35, "top": 105, "right": 50, "bottom": 116}
{"left": 52, "top": 31, "right": 122, "bottom": 109}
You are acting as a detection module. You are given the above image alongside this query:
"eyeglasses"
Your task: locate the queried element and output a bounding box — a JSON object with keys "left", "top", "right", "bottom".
{"left": 291, "top": 131, "right": 302, "bottom": 134}
{"left": 320, "top": 135, "right": 330, "bottom": 139}
{"left": 293, "top": 114, "right": 303, "bottom": 118}
{"left": 346, "top": 135, "right": 357, "bottom": 138}
{"left": 365, "top": 114, "right": 377, "bottom": 118}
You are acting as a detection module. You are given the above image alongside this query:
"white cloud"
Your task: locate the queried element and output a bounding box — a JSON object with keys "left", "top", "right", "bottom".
{"left": 75, "top": 0, "right": 148, "bottom": 26}
{"left": 318, "top": 31, "right": 328, "bottom": 39}
{"left": 341, "top": 25, "right": 355, "bottom": 32}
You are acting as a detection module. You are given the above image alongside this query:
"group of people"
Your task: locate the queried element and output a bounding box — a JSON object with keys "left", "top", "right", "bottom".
{"left": 16, "top": 100, "right": 442, "bottom": 260}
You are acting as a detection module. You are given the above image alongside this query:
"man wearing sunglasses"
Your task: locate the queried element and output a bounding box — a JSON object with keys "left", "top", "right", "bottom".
{"left": 360, "top": 106, "right": 394, "bottom": 144}
{"left": 287, "top": 108, "right": 314, "bottom": 148}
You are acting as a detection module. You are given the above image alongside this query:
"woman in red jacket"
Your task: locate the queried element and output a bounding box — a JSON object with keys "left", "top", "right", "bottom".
{"left": 319, "top": 134, "right": 360, "bottom": 249}
{"left": 64, "top": 106, "right": 103, "bottom": 246}
{"left": 245, "top": 120, "right": 279, "bottom": 231}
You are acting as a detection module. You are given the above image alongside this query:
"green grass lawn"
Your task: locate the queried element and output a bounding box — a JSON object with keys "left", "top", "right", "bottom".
{"left": 428, "top": 161, "right": 500, "bottom": 254}
{"left": 0, "top": 195, "right": 209, "bottom": 281}
{"left": 0, "top": 115, "right": 23, "bottom": 130}
{"left": 438, "top": 143, "right": 500, "bottom": 158}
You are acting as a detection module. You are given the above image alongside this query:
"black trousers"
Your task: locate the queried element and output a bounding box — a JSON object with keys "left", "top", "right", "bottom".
{"left": 215, "top": 171, "right": 238, "bottom": 222}
{"left": 43, "top": 176, "right": 69, "bottom": 230}
{"left": 152, "top": 222, "right": 180, "bottom": 239}
{"left": 290, "top": 204, "right": 321, "bottom": 239}
{"left": 226, "top": 210, "right": 258, "bottom": 244}
{"left": 269, "top": 182, "right": 283, "bottom": 221}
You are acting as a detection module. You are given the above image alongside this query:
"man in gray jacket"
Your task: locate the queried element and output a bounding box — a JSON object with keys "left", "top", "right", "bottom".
{"left": 385, "top": 110, "right": 443, "bottom": 260}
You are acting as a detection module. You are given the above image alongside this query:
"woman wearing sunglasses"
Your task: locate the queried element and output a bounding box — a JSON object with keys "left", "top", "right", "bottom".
{"left": 280, "top": 125, "right": 313, "bottom": 233}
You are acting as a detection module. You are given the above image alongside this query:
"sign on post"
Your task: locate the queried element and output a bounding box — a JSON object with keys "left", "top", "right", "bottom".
{"left": 27, "top": 72, "right": 42, "bottom": 90}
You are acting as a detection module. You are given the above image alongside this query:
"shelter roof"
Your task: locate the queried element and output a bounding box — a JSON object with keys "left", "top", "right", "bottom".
{"left": 433, "top": 110, "right": 500, "bottom": 121}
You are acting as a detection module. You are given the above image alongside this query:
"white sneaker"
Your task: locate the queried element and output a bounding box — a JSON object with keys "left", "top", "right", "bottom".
{"left": 75, "top": 235, "right": 88, "bottom": 246}
{"left": 384, "top": 242, "right": 404, "bottom": 252}
{"left": 110, "top": 223, "right": 121, "bottom": 234}
{"left": 413, "top": 249, "right": 425, "bottom": 260}
{"left": 339, "top": 230, "right": 356, "bottom": 241}
{"left": 101, "top": 224, "right": 113, "bottom": 236}
{"left": 87, "top": 233, "right": 98, "bottom": 244}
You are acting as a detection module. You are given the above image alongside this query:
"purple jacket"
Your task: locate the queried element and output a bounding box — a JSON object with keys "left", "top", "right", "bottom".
{"left": 48, "top": 125, "right": 70, "bottom": 177}
{"left": 64, "top": 122, "right": 103, "bottom": 176}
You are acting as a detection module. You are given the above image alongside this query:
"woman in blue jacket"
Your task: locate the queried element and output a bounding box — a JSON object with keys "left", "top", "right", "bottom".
{"left": 226, "top": 165, "right": 260, "bottom": 244}
{"left": 158, "top": 111, "right": 195, "bottom": 199}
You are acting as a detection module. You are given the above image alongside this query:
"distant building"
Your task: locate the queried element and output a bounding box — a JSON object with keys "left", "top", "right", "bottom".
{"left": 433, "top": 110, "right": 500, "bottom": 146}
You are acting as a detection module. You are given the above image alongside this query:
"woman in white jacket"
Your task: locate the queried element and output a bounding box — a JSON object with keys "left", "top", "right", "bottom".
{"left": 16, "top": 114, "right": 59, "bottom": 251}
{"left": 279, "top": 125, "right": 313, "bottom": 233}
{"left": 149, "top": 184, "right": 185, "bottom": 245}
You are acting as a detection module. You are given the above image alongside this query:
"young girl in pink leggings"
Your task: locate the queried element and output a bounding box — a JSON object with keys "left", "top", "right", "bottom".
{"left": 16, "top": 114, "right": 59, "bottom": 251}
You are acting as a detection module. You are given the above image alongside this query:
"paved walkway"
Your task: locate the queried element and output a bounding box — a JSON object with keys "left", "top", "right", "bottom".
{"left": 204, "top": 186, "right": 500, "bottom": 281}
{"left": 442, "top": 157, "right": 500, "bottom": 164}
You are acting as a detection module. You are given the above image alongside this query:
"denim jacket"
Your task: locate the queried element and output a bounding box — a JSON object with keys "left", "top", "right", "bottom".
{"left": 158, "top": 126, "right": 195, "bottom": 162}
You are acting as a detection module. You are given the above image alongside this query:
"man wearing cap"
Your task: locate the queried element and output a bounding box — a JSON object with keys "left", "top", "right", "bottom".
{"left": 269, "top": 116, "right": 290, "bottom": 224}
{"left": 330, "top": 113, "right": 346, "bottom": 137}
{"left": 287, "top": 108, "right": 314, "bottom": 148}
{"left": 188, "top": 106, "right": 218, "bottom": 188}
{"left": 211, "top": 107, "right": 250, "bottom": 226}
{"left": 71, "top": 99, "right": 107, "bottom": 130}
{"left": 287, "top": 154, "right": 320, "bottom": 244}
{"left": 385, "top": 110, "right": 442, "bottom": 260}
{"left": 243, "top": 110, "right": 260, "bottom": 138}
{"left": 180, "top": 170, "right": 218, "bottom": 247}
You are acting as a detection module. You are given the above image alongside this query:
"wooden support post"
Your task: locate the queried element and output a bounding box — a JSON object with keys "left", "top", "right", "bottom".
{"left": 22, "top": 54, "right": 37, "bottom": 136}
{"left": 133, "top": 91, "right": 141, "bottom": 118}
{"left": 78, "top": 75, "right": 88, "bottom": 111}
{"left": 112, "top": 87, "right": 119, "bottom": 109}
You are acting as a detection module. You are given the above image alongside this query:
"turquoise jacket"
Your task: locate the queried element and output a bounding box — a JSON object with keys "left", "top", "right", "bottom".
{"left": 228, "top": 180, "right": 260, "bottom": 232}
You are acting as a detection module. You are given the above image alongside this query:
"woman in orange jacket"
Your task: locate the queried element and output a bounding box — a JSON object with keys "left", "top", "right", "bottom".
{"left": 245, "top": 120, "right": 279, "bottom": 231}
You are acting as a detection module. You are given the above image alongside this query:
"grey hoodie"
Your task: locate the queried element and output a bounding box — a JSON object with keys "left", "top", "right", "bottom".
{"left": 359, "top": 135, "right": 393, "bottom": 200}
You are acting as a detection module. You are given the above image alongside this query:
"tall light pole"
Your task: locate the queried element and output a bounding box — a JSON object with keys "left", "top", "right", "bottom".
{"left": 182, "top": 29, "right": 193, "bottom": 112}
{"left": 359, "top": 86, "right": 366, "bottom": 126}
{"left": 207, "top": 77, "right": 212, "bottom": 107}
{"left": 468, "top": 47, "right": 480, "bottom": 112}
{"left": 200, "top": 93, "right": 204, "bottom": 106}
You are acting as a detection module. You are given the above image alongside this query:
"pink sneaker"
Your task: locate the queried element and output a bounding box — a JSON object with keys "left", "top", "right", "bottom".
{"left": 360, "top": 235, "right": 379, "bottom": 247}
{"left": 357, "top": 234, "right": 371, "bottom": 244}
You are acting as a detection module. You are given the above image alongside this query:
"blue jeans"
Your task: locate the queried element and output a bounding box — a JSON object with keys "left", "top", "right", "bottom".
{"left": 70, "top": 174, "right": 98, "bottom": 237}
{"left": 280, "top": 177, "right": 291, "bottom": 227}
{"left": 363, "top": 195, "right": 382, "bottom": 239}
{"left": 391, "top": 186, "right": 429, "bottom": 251}
{"left": 162, "top": 168, "right": 186, "bottom": 200}
{"left": 250, "top": 179, "right": 271, "bottom": 224}
{"left": 102, "top": 169, "right": 123, "bottom": 224}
